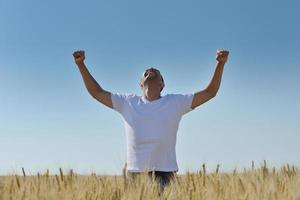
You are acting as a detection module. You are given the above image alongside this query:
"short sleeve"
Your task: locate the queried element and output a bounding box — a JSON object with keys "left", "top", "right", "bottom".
{"left": 173, "top": 93, "right": 195, "bottom": 116}
{"left": 110, "top": 93, "right": 128, "bottom": 114}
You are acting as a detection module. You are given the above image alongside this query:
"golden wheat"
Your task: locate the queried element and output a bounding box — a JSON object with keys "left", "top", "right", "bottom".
{"left": 0, "top": 162, "right": 299, "bottom": 200}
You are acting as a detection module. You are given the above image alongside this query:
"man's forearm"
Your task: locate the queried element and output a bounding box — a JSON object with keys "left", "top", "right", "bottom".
{"left": 77, "top": 62, "right": 104, "bottom": 97}
{"left": 205, "top": 61, "right": 225, "bottom": 96}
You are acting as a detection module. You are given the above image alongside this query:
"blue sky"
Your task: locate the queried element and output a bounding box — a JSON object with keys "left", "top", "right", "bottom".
{"left": 0, "top": 0, "right": 299, "bottom": 175}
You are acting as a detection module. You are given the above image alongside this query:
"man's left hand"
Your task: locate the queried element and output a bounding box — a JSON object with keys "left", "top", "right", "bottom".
{"left": 216, "top": 49, "right": 229, "bottom": 63}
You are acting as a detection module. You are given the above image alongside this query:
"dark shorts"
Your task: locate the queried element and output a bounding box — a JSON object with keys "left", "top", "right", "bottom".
{"left": 126, "top": 170, "right": 177, "bottom": 191}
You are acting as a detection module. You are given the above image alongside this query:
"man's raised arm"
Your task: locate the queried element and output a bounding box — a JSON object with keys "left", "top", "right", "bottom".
{"left": 191, "top": 49, "right": 229, "bottom": 109}
{"left": 73, "top": 50, "right": 113, "bottom": 109}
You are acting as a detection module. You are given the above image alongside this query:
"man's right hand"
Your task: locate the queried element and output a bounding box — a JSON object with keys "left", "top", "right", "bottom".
{"left": 73, "top": 50, "right": 85, "bottom": 65}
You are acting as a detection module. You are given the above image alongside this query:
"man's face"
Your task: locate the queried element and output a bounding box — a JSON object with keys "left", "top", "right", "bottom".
{"left": 140, "top": 67, "right": 164, "bottom": 92}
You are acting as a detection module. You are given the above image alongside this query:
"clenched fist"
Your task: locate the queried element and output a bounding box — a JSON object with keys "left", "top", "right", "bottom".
{"left": 73, "top": 50, "right": 85, "bottom": 65}
{"left": 216, "top": 49, "right": 229, "bottom": 63}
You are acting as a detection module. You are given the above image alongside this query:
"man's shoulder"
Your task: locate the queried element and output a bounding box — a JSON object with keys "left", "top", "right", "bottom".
{"left": 162, "top": 94, "right": 181, "bottom": 102}
{"left": 164, "top": 93, "right": 195, "bottom": 101}
{"left": 111, "top": 92, "right": 139, "bottom": 101}
{"left": 124, "top": 93, "right": 138, "bottom": 98}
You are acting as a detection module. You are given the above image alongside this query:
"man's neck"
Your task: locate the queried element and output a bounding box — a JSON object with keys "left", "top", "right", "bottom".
{"left": 143, "top": 92, "right": 161, "bottom": 101}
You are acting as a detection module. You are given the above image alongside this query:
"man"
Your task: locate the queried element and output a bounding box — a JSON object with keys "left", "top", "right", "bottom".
{"left": 72, "top": 49, "right": 229, "bottom": 190}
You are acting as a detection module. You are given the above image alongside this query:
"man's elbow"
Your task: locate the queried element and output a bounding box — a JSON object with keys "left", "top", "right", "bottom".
{"left": 88, "top": 90, "right": 97, "bottom": 98}
{"left": 88, "top": 87, "right": 103, "bottom": 98}
{"left": 210, "top": 92, "right": 217, "bottom": 98}
{"left": 206, "top": 88, "right": 217, "bottom": 98}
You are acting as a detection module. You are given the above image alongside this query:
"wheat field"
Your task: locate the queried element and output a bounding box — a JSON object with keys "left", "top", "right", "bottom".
{"left": 0, "top": 162, "right": 299, "bottom": 200}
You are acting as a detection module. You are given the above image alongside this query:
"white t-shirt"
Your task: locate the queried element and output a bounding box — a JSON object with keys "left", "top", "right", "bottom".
{"left": 111, "top": 93, "right": 194, "bottom": 172}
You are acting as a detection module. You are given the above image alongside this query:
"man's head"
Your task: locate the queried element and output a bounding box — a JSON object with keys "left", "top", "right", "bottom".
{"left": 140, "top": 67, "right": 165, "bottom": 94}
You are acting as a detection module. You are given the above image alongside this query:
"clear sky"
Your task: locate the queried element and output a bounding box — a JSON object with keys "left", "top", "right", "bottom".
{"left": 1, "top": 0, "right": 299, "bottom": 175}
